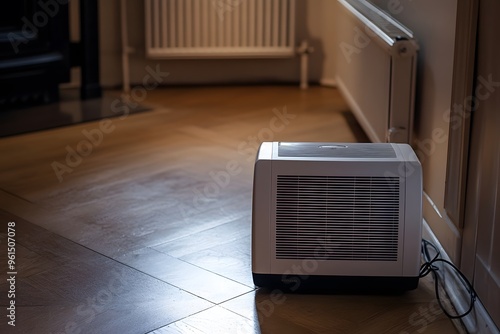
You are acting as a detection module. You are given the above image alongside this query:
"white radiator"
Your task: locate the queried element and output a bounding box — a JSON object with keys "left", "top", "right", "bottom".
{"left": 335, "top": 0, "right": 418, "bottom": 143}
{"left": 145, "top": 0, "right": 296, "bottom": 58}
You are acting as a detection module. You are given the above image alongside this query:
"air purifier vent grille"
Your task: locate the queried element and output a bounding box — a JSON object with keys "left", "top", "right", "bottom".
{"left": 275, "top": 175, "right": 400, "bottom": 261}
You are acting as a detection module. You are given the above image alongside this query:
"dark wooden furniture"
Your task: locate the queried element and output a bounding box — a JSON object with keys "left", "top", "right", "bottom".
{"left": 0, "top": 1, "right": 70, "bottom": 109}
{"left": 0, "top": 0, "right": 102, "bottom": 110}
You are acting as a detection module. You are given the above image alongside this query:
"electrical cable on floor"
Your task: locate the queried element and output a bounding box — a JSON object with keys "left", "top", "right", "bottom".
{"left": 419, "top": 239, "right": 477, "bottom": 319}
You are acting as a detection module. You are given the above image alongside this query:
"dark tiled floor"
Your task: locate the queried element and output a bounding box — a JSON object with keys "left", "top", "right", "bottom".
{"left": 0, "top": 89, "right": 150, "bottom": 137}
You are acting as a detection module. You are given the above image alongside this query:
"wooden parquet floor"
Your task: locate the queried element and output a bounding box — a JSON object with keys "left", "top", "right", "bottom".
{"left": 0, "top": 86, "right": 461, "bottom": 333}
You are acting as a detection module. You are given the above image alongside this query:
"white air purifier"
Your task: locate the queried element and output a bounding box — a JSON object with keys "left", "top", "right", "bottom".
{"left": 252, "top": 142, "right": 422, "bottom": 292}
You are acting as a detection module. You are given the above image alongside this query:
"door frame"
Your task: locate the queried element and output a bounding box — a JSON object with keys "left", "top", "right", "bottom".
{"left": 444, "top": 0, "right": 478, "bottom": 272}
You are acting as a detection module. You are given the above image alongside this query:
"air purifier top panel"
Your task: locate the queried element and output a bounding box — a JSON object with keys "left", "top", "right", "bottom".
{"left": 257, "top": 142, "right": 417, "bottom": 163}
{"left": 277, "top": 142, "right": 397, "bottom": 158}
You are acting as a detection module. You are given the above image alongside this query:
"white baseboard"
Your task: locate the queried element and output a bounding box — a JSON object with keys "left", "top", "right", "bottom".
{"left": 319, "top": 78, "right": 337, "bottom": 87}
{"left": 422, "top": 220, "right": 500, "bottom": 334}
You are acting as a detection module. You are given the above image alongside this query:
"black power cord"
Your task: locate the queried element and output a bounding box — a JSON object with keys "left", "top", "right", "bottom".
{"left": 418, "top": 239, "right": 477, "bottom": 319}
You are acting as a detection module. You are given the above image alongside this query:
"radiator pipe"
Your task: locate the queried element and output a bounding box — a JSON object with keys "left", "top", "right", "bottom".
{"left": 121, "top": 0, "right": 132, "bottom": 93}
{"left": 297, "top": 40, "right": 314, "bottom": 89}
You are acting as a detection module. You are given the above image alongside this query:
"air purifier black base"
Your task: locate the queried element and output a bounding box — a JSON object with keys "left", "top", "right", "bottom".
{"left": 253, "top": 273, "right": 419, "bottom": 294}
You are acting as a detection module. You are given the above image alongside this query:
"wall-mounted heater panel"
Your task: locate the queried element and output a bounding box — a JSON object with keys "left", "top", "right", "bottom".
{"left": 145, "top": 0, "right": 296, "bottom": 58}
{"left": 335, "top": 0, "right": 418, "bottom": 143}
{"left": 252, "top": 142, "right": 422, "bottom": 292}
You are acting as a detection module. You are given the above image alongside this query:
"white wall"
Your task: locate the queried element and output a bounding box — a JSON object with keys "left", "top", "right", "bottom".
{"left": 306, "top": 0, "right": 338, "bottom": 86}
{"left": 97, "top": 0, "right": 338, "bottom": 88}
{"left": 369, "top": 0, "right": 460, "bottom": 259}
